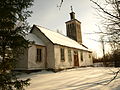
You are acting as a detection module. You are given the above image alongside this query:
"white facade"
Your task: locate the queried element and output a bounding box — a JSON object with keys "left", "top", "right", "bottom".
{"left": 54, "top": 45, "right": 93, "bottom": 69}
{"left": 28, "top": 45, "right": 46, "bottom": 70}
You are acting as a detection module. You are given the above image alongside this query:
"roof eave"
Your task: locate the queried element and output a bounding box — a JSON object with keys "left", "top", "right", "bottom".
{"left": 54, "top": 43, "right": 92, "bottom": 52}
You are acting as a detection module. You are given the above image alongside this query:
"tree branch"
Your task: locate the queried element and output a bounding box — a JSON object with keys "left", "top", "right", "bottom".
{"left": 90, "top": 0, "right": 120, "bottom": 19}
{"left": 57, "top": 0, "right": 64, "bottom": 10}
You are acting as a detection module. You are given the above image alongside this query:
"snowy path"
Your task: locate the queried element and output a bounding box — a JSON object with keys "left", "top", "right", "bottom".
{"left": 22, "top": 67, "right": 120, "bottom": 90}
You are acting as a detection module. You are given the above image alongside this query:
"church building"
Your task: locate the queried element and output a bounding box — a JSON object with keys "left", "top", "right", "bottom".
{"left": 16, "top": 10, "right": 93, "bottom": 71}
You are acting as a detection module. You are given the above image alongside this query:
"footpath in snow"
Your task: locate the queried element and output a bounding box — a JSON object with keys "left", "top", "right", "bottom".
{"left": 20, "top": 67, "right": 120, "bottom": 90}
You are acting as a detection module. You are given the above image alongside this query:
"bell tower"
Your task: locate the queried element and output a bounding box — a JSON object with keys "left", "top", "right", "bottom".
{"left": 65, "top": 6, "right": 82, "bottom": 44}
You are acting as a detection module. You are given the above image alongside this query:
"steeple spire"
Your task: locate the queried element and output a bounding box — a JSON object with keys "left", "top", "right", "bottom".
{"left": 70, "top": 6, "right": 75, "bottom": 20}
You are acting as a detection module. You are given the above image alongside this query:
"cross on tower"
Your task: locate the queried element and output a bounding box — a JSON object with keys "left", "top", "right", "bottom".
{"left": 71, "top": 6, "right": 73, "bottom": 12}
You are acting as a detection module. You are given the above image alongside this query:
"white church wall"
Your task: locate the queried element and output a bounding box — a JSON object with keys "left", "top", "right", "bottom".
{"left": 28, "top": 45, "right": 46, "bottom": 70}
{"left": 31, "top": 27, "right": 55, "bottom": 69}
{"left": 87, "top": 52, "right": 93, "bottom": 65}
{"left": 79, "top": 51, "right": 93, "bottom": 66}
{"left": 70, "top": 49, "right": 74, "bottom": 67}
{"left": 54, "top": 45, "right": 93, "bottom": 69}
{"left": 46, "top": 44, "right": 55, "bottom": 69}
{"left": 85, "top": 52, "right": 93, "bottom": 66}
{"left": 54, "top": 45, "right": 74, "bottom": 69}
{"left": 78, "top": 51, "right": 82, "bottom": 66}
{"left": 79, "top": 51, "right": 86, "bottom": 66}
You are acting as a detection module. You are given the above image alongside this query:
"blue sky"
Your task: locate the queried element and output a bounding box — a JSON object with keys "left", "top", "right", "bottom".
{"left": 27, "top": 0, "right": 110, "bottom": 57}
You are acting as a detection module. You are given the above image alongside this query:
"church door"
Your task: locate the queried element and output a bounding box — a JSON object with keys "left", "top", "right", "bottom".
{"left": 74, "top": 51, "right": 79, "bottom": 66}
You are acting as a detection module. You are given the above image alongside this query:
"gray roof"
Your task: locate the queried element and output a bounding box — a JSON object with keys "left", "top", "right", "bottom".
{"left": 25, "top": 33, "right": 45, "bottom": 46}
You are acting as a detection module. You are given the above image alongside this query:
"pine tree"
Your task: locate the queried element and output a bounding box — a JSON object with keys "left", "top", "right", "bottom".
{"left": 0, "top": 0, "right": 33, "bottom": 89}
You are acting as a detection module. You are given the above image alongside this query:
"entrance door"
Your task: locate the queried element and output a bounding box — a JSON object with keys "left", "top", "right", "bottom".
{"left": 74, "top": 51, "right": 79, "bottom": 66}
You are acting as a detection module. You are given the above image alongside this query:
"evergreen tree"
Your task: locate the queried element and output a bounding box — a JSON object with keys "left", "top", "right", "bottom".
{"left": 0, "top": 0, "right": 33, "bottom": 89}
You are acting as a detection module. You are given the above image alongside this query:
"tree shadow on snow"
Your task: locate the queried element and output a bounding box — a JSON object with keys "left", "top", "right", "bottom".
{"left": 66, "top": 76, "right": 120, "bottom": 90}
{"left": 53, "top": 75, "right": 120, "bottom": 90}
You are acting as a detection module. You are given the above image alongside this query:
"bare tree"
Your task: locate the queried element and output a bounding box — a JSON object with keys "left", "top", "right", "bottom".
{"left": 99, "top": 35, "right": 107, "bottom": 65}
{"left": 90, "top": 0, "right": 120, "bottom": 46}
{"left": 57, "top": 0, "right": 64, "bottom": 10}
{"left": 91, "top": 0, "right": 120, "bottom": 84}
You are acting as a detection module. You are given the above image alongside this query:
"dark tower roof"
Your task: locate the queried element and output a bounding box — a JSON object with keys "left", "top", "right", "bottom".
{"left": 70, "top": 12, "right": 75, "bottom": 20}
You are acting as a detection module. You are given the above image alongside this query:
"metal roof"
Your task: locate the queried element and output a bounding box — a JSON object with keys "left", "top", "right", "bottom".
{"left": 35, "top": 25, "right": 91, "bottom": 52}
{"left": 25, "top": 33, "right": 45, "bottom": 46}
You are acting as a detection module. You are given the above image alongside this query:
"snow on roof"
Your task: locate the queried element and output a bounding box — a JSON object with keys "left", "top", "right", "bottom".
{"left": 35, "top": 25, "right": 90, "bottom": 51}
{"left": 25, "top": 33, "right": 45, "bottom": 46}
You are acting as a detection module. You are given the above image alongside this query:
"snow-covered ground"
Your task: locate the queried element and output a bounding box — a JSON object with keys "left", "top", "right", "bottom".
{"left": 21, "top": 67, "right": 120, "bottom": 90}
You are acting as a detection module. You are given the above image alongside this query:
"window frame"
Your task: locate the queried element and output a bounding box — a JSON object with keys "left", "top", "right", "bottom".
{"left": 68, "top": 49, "right": 72, "bottom": 62}
{"left": 60, "top": 48, "right": 65, "bottom": 61}
{"left": 36, "top": 48, "right": 42, "bottom": 62}
{"left": 89, "top": 54, "right": 91, "bottom": 59}
{"left": 81, "top": 52, "right": 83, "bottom": 61}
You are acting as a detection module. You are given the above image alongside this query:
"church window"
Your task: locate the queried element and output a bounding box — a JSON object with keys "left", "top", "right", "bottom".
{"left": 68, "top": 49, "right": 72, "bottom": 62}
{"left": 60, "top": 48, "right": 65, "bottom": 61}
{"left": 89, "top": 54, "right": 91, "bottom": 58}
{"left": 36, "top": 48, "right": 42, "bottom": 62}
{"left": 81, "top": 52, "right": 83, "bottom": 61}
